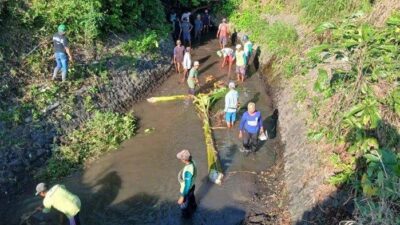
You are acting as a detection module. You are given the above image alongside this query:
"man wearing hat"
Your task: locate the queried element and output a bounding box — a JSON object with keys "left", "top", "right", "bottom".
{"left": 234, "top": 44, "right": 247, "bottom": 82}
{"left": 52, "top": 24, "right": 73, "bottom": 82}
{"left": 224, "top": 81, "right": 239, "bottom": 128}
{"left": 176, "top": 149, "right": 197, "bottom": 217}
{"left": 35, "top": 183, "right": 81, "bottom": 225}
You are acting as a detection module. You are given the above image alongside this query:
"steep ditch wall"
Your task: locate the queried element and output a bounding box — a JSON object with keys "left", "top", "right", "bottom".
{"left": 257, "top": 51, "right": 329, "bottom": 223}
{"left": 0, "top": 39, "right": 174, "bottom": 200}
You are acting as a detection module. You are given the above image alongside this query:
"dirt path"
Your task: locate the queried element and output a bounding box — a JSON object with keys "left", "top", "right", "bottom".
{"left": 3, "top": 35, "right": 281, "bottom": 225}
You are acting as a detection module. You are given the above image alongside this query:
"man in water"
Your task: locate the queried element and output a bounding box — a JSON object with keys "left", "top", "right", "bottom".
{"left": 217, "top": 47, "right": 234, "bottom": 77}
{"left": 187, "top": 61, "right": 200, "bottom": 97}
{"left": 239, "top": 102, "right": 264, "bottom": 152}
{"left": 202, "top": 9, "right": 211, "bottom": 33}
{"left": 216, "top": 18, "right": 229, "bottom": 49}
{"left": 35, "top": 183, "right": 81, "bottom": 225}
{"left": 234, "top": 44, "right": 247, "bottom": 82}
{"left": 173, "top": 40, "right": 185, "bottom": 76}
{"left": 180, "top": 18, "right": 193, "bottom": 47}
{"left": 224, "top": 81, "right": 239, "bottom": 128}
{"left": 52, "top": 24, "right": 73, "bottom": 81}
{"left": 194, "top": 14, "right": 203, "bottom": 43}
{"left": 177, "top": 149, "right": 197, "bottom": 218}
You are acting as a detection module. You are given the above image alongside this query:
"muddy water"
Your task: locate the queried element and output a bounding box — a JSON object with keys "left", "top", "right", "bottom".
{"left": 3, "top": 37, "right": 278, "bottom": 225}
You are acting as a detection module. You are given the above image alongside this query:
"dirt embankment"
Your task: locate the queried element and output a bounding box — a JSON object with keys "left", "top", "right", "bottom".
{"left": 0, "top": 38, "right": 174, "bottom": 201}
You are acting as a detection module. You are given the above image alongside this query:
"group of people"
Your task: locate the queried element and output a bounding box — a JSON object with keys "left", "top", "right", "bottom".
{"left": 37, "top": 11, "right": 266, "bottom": 223}
{"left": 171, "top": 9, "right": 212, "bottom": 46}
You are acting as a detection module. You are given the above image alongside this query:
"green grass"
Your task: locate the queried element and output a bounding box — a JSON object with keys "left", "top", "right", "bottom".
{"left": 41, "top": 111, "right": 136, "bottom": 179}
{"left": 300, "top": 0, "right": 372, "bottom": 23}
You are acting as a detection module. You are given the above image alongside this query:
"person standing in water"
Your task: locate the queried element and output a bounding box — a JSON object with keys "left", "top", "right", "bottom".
{"left": 216, "top": 18, "right": 229, "bottom": 49}
{"left": 234, "top": 44, "right": 247, "bottom": 82}
{"left": 239, "top": 102, "right": 264, "bottom": 152}
{"left": 180, "top": 18, "right": 193, "bottom": 47}
{"left": 182, "top": 47, "right": 192, "bottom": 83}
{"left": 176, "top": 149, "right": 197, "bottom": 218}
{"left": 187, "top": 61, "right": 200, "bottom": 97}
{"left": 194, "top": 14, "right": 203, "bottom": 43}
{"left": 173, "top": 40, "right": 185, "bottom": 77}
{"left": 202, "top": 9, "right": 211, "bottom": 33}
{"left": 224, "top": 81, "right": 239, "bottom": 128}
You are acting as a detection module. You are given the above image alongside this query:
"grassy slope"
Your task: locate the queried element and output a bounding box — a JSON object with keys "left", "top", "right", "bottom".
{"left": 218, "top": 0, "right": 400, "bottom": 223}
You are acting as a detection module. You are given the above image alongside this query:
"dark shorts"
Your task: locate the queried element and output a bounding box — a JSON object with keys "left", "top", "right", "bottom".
{"left": 236, "top": 65, "right": 246, "bottom": 75}
{"left": 68, "top": 213, "right": 81, "bottom": 225}
{"left": 183, "top": 32, "right": 191, "bottom": 41}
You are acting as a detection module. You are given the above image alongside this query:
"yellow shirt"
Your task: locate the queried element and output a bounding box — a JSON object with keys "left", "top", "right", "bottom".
{"left": 43, "top": 184, "right": 81, "bottom": 218}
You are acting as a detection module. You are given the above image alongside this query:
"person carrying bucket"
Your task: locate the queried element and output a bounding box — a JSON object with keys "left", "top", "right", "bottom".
{"left": 239, "top": 102, "right": 264, "bottom": 153}
{"left": 176, "top": 149, "right": 197, "bottom": 218}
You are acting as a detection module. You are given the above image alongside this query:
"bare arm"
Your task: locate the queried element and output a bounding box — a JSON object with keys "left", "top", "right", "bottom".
{"left": 65, "top": 47, "right": 73, "bottom": 62}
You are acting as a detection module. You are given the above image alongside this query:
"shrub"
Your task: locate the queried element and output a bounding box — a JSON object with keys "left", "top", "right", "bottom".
{"left": 42, "top": 111, "right": 136, "bottom": 179}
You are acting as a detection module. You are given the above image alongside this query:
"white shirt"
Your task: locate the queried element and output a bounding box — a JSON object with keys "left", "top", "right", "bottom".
{"left": 183, "top": 52, "right": 191, "bottom": 70}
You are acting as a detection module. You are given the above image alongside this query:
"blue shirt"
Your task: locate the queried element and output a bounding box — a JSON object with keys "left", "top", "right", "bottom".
{"left": 239, "top": 111, "right": 262, "bottom": 134}
{"left": 195, "top": 19, "right": 203, "bottom": 31}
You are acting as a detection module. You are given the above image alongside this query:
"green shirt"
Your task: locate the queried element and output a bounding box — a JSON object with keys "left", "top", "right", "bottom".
{"left": 187, "top": 68, "right": 198, "bottom": 89}
{"left": 42, "top": 184, "right": 81, "bottom": 218}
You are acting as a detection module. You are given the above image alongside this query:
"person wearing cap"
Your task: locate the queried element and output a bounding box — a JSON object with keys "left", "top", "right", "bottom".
{"left": 243, "top": 35, "right": 253, "bottom": 65}
{"left": 194, "top": 14, "right": 203, "bottom": 42}
{"left": 176, "top": 149, "right": 197, "bottom": 217}
{"left": 187, "top": 61, "right": 200, "bottom": 97}
{"left": 173, "top": 40, "right": 185, "bottom": 76}
{"left": 224, "top": 81, "right": 239, "bottom": 128}
{"left": 234, "top": 44, "right": 247, "bottom": 82}
{"left": 182, "top": 47, "right": 192, "bottom": 83}
{"left": 35, "top": 183, "right": 81, "bottom": 225}
{"left": 217, "top": 18, "right": 229, "bottom": 49}
{"left": 217, "top": 47, "right": 234, "bottom": 77}
{"left": 52, "top": 24, "right": 73, "bottom": 82}
{"left": 239, "top": 102, "right": 264, "bottom": 152}
{"left": 180, "top": 18, "right": 193, "bottom": 47}
{"left": 202, "top": 9, "right": 211, "bottom": 33}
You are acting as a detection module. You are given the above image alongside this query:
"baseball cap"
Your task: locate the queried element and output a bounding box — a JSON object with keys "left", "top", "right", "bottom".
{"left": 177, "top": 149, "right": 191, "bottom": 160}
{"left": 236, "top": 44, "right": 242, "bottom": 49}
{"left": 58, "top": 24, "right": 66, "bottom": 33}
{"left": 193, "top": 61, "right": 200, "bottom": 66}
{"left": 35, "top": 182, "right": 48, "bottom": 195}
{"left": 229, "top": 81, "right": 236, "bottom": 89}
